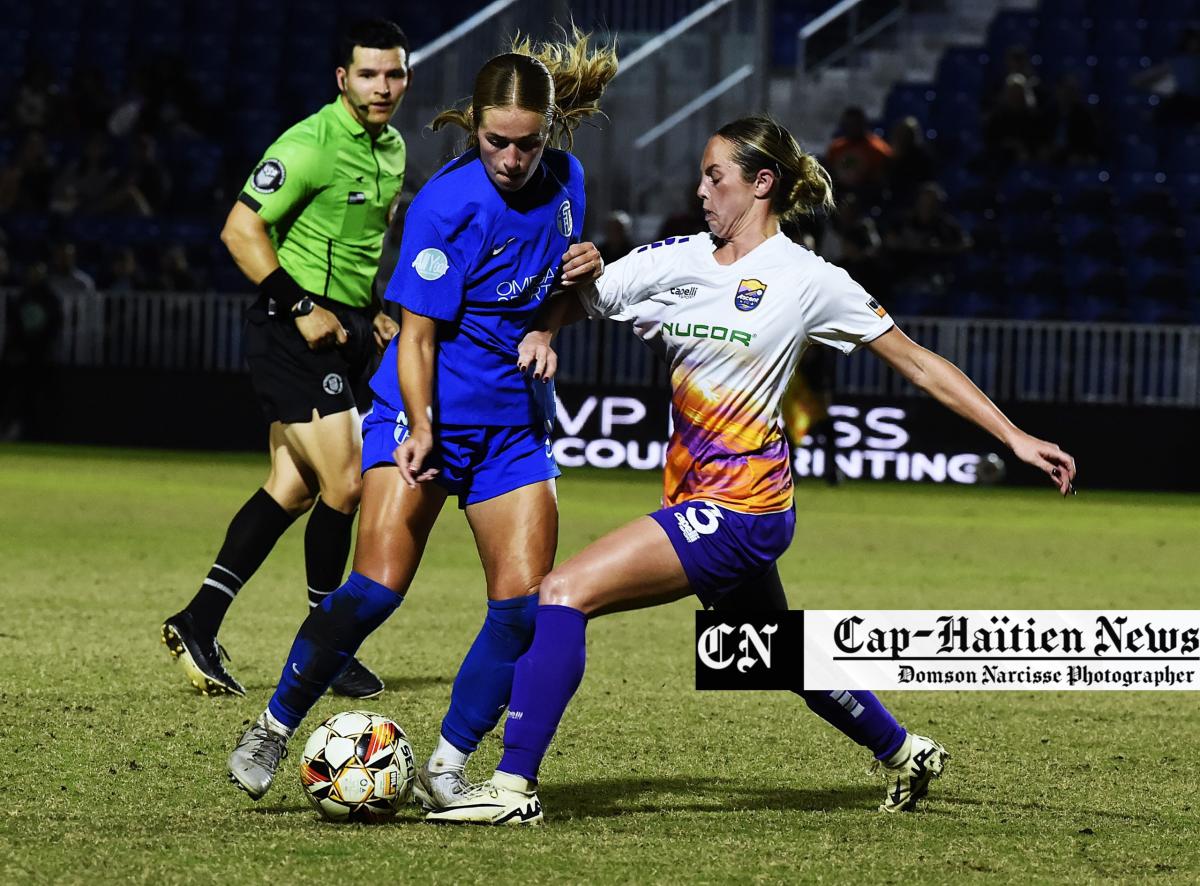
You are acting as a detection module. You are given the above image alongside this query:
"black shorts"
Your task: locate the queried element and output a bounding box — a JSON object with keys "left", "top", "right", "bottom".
{"left": 243, "top": 294, "right": 377, "bottom": 424}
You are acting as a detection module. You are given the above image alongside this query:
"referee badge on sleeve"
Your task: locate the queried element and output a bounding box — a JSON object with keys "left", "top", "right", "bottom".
{"left": 251, "top": 159, "right": 286, "bottom": 193}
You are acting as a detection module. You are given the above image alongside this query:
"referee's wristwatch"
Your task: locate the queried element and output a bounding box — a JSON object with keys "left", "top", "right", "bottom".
{"left": 291, "top": 296, "right": 316, "bottom": 317}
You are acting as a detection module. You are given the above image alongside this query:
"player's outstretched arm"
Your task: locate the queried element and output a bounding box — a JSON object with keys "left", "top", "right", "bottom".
{"left": 867, "top": 326, "right": 1077, "bottom": 495}
{"left": 558, "top": 241, "right": 604, "bottom": 287}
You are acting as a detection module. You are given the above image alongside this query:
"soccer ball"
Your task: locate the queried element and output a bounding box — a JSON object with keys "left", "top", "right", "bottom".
{"left": 299, "top": 710, "right": 415, "bottom": 822}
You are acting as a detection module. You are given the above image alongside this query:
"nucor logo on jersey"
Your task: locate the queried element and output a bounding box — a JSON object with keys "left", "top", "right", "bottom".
{"left": 661, "top": 321, "right": 753, "bottom": 347}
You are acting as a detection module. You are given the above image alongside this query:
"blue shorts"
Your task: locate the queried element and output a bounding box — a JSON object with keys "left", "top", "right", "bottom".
{"left": 649, "top": 500, "right": 796, "bottom": 607}
{"left": 362, "top": 401, "right": 560, "bottom": 508}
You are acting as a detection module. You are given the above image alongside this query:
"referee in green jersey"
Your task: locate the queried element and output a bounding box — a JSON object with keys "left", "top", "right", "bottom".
{"left": 162, "top": 19, "right": 410, "bottom": 700}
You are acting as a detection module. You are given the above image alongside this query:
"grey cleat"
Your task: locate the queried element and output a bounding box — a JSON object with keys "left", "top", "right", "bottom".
{"left": 228, "top": 713, "right": 290, "bottom": 800}
{"left": 411, "top": 761, "right": 473, "bottom": 811}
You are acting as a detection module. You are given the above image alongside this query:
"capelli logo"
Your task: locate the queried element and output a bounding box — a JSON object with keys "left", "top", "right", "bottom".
{"left": 695, "top": 611, "right": 804, "bottom": 690}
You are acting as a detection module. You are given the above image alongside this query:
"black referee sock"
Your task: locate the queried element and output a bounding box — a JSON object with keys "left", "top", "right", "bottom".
{"left": 185, "top": 489, "right": 297, "bottom": 637}
{"left": 304, "top": 498, "right": 356, "bottom": 610}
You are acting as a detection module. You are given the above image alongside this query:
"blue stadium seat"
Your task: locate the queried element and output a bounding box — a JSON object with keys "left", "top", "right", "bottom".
{"left": 1040, "top": 0, "right": 1087, "bottom": 19}
{"left": 1008, "top": 254, "right": 1063, "bottom": 289}
{"left": 931, "top": 91, "right": 983, "bottom": 139}
{"left": 1067, "top": 286, "right": 1128, "bottom": 322}
{"left": 136, "top": 0, "right": 185, "bottom": 34}
{"left": 111, "top": 217, "right": 164, "bottom": 245}
{"left": 987, "top": 11, "right": 1039, "bottom": 57}
{"left": 1038, "top": 18, "right": 1092, "bottom": 61}
{"left": 1145, "top": 18, "right": 1190, "bottom": 60}
{"left": 884, "top": 82, "right": 936, "bottom": 128}
{"left": 1116, "top": 137, "right": 1158, "bottom": 172}
{"left": 888, "top": 289, "right": 946, "bottom": 317}
{"left": 235, "top": 0, "right": 291, "bottom": 33}
{"left": 1011, "top": 291, "right": 1064, "bottom": 321}
{"left": 1064, "top": 255, "right": 1118, "bottom": 290}
{"left": 79, "top": 31, "right": 130, "bottom": 77}
{"left": 34, "top": 0, "right": 83, "bottom": 31}
{"left": 31, "top": 29, "right": 81, "bottom": 60}
{"left": 958, "top": 290, "right": 1003, "bottom": 319}
{"left": 162, "top": 217, "right": 217, "bottom": 245}
{"left": 285, "top": 0, "right": 339, "bottom": 39}
{"left": 183, "top": 0, "right": 236, "bottom": 34}
{"left": 1159, "top": 134, "right": 1200, "bottom": 176}
{"left": 168, "top": 139, "right": 225, "bottom": 201}
{"left": 1061, "top": 214, "right": 1121, "bottom": 257}
{"left": 936, "top": 48, "right": 990, "bottom": 95}
{"left": 1114, "top": 171, "right": 1175, "bottom": 217}
{"left": 0, "top": 3, "right": 32, "bottom": 28}
{"left": 1092, "top": 19, "right": 1147, "bottom": 59}
{"left": 82, "top": 0, "right": 133, "bottom": 32}
{"left": 1041, "top": 55, "right": 1096, "bottom": 92}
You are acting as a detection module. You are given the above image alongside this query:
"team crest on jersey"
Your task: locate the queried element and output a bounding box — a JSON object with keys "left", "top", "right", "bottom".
{"left": 251, "top": 159, "right": 286, "bottom": 193}
{"left": 322, "top": 373, "right": 344, "bottom": 395}
{"left": 557, "top": 200, "right": 573, "bottom": 237}
{"left": 413, "top": 248, "right": 449, "bottom": 281}
{"left": 867, "top": 298, "right": 888, "bottom": 318}
{"left": 734, "top": 278, "right": 767, "bottom": 312}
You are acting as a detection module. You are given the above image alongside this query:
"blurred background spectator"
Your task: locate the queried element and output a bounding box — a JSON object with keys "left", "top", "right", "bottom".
{"left": 825, "top": 105, "right": 892, "bottom": 204}
{"left": 47, "top": 241, "right": 96, "bottom": 298}
{"left": 103, "top": 247, "right": 149, "bottom": 292}
{"left": 1, "top": 263, "right": 63, "bottom": 440}
{"left": 599, "top": 210, "right": 635, "bottom": 264}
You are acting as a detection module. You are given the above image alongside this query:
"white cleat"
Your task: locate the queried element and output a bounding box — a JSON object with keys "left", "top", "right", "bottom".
{"left": 411, "top": 762, "right": 473, "bottom": 811}
{"left": 425, "top": 771, "right": 543, "bottom": 826}
{"left": 876, "top": 733, "right": 949, "bottom": 813}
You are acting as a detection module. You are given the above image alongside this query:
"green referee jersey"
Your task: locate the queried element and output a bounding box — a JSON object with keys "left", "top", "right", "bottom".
{"left": 237, "top": 97, "right": 406, "bottom": 308}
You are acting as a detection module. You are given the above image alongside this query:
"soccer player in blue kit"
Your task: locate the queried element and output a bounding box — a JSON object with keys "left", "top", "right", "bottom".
{"left": 429, "top": 115, "right": 1077, "bottom": 825}
{"left": 226, "top": 30, "right": 619, "bottom": 805}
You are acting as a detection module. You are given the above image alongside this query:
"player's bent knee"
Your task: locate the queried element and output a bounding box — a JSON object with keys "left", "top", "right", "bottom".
{"left": 262, "top": 481, "right": 316, "bottom": 516}
{"left": 320, "top": 472, "right": 363, "bottom": 513}
{"left": 537, "top": 570, "right": 590, "bottom": 611}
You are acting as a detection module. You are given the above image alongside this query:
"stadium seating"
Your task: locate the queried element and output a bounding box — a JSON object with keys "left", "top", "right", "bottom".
{"left": 2, "top": 0, "right": 1196, "bottom": 325}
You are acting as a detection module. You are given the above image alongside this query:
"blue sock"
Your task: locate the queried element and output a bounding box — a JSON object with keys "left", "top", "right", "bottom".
{"left": 267, "top": 572, "right": 402, "bottom": 730}
{"left": 797, "top": 689, "right": 907, "bottom": 760}
{"left": 499, "top": 605, "right": 588, "bottom": 781}
{"left": 439, "top": 593, "right": 539, "bottom": 753}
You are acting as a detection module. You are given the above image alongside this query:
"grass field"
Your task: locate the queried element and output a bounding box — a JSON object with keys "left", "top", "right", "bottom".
{"left": 1, "top": 443, "right": 1198, "bottom": 884}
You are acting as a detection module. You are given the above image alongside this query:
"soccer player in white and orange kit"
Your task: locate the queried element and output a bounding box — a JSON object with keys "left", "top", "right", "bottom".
{"left": 428, "top": 115, "right": 1077, "bottom": 825}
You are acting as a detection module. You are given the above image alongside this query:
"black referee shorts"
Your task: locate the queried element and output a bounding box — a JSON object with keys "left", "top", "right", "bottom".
{"left": 243, "top": 294, "right": 377, "bottom": 424}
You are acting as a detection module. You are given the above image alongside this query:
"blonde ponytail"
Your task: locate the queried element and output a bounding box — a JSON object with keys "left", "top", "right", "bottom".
{"left": 431, "top": 25, "right": 618, "bottom": 151}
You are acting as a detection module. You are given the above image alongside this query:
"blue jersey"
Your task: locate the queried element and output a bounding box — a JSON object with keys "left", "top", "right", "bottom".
{"left": 370, "top": 147, "right": 585, "bottom": 426}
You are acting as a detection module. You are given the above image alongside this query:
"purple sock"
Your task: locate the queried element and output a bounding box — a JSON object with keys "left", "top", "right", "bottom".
{"left": 498, "top": 605, "right": 588, "bottom": 781}
{"left": 798, "top": 689, "right": 907, "bottom": 760}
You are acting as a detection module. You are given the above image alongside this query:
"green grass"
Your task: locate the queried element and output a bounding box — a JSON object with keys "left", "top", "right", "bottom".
{"left": 1, "top": 443, "right": 1197, "bottom": 884}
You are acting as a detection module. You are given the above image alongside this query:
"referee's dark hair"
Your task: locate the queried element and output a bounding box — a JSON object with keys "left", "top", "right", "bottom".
{"left": 339, "top": 18, "right": 410, "bottom": 68}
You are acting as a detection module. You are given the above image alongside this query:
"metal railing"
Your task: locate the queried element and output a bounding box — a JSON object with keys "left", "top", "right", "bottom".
{"left": 3, "top": 288, "right": 1197, "bottom": 407}
{"left": 795, "top": 0, "right": 910, "bottom": 77}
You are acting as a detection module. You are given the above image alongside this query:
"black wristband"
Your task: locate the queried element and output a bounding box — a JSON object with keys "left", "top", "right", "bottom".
{"left": 260, "top": 267, "right": 306, "bottom": 312}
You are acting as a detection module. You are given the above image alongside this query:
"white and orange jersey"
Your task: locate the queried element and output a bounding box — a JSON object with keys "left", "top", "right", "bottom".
{"left": 579, "top": 231, "right": 894, "bottom": 514}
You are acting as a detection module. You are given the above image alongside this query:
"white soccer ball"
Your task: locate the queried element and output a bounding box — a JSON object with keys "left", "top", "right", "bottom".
{"left": 299, "top": 710, "right": 415, "bottom": 822}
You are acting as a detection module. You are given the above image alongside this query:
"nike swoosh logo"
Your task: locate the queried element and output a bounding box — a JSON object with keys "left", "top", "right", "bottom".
{"left": 491, "top": 237, "right": 516, "bottom": 256}
{"left": 292, "top": 663, "right": 302, "bottom": 677}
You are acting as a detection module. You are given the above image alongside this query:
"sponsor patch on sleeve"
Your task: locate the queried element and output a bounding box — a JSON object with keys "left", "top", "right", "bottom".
{"left": 251, "top": 158, "right": 286, "bottom": 194}
{"left": 412, "top": 248, "right": 449, "bottom": 281}
{"left": 867, "top": 298, "right": 888, "bottom": 318}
